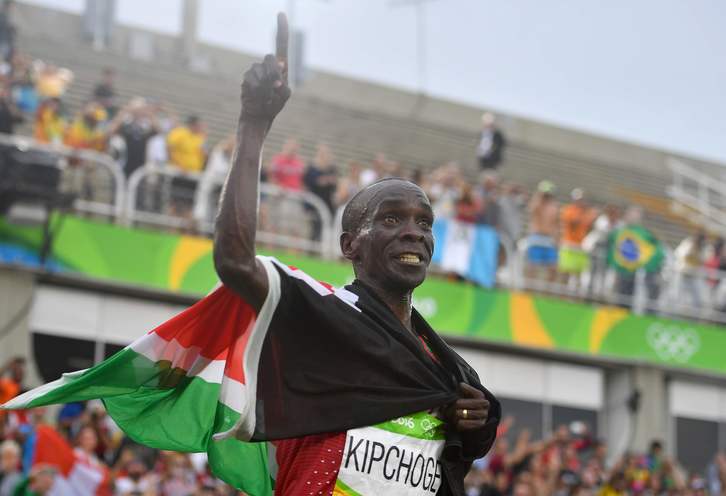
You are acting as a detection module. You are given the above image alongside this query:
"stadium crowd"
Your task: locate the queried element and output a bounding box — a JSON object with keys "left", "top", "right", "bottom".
{"left": 0, "top": 3, "right": 721, "bottom": 317}
{"left": 3, "top": 54, "right": 723, "bottom": 313}
{"left": 0, "top": 357, "right": 724, "bottom": 495}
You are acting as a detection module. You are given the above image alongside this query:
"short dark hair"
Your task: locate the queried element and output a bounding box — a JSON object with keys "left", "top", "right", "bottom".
{"left": 186, "top": 115, "right": 201, "bottom": 126}
{"left": 341, "top": 177, "right": 413, "bottom": 234}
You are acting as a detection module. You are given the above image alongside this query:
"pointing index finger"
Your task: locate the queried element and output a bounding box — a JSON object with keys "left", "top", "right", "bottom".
{"left": 276, "top": 12, "right": 289, "bottom": 80}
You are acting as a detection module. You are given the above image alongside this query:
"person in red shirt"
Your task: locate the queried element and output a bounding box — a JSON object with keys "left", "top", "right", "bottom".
{"left": 269, "top": 138, "right": 304, "bottom": 191}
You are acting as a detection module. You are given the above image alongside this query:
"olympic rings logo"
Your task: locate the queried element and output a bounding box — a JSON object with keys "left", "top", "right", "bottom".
{"left": 646, "top": 323, "right": 701, "bottom": 363}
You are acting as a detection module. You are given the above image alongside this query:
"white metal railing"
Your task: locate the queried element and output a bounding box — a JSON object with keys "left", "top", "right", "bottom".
{"left": 126, "top": 164, "right": 334, "bottom": 258}
{"left": 0, "top": 133, "right": 125, "bottom": 219}
{"left": 513, "top": 236, "right": 726, "bottom": 323}
{"left": 3, "top": 134, "right": 725, "bottom": 323}
{"left": 668, "top": 157, "right": 726, "bottom": 234}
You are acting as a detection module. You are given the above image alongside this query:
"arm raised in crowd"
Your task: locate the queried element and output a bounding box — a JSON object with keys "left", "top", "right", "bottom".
{"left": 213, "top": 14, "right": 290, "bottom": 312}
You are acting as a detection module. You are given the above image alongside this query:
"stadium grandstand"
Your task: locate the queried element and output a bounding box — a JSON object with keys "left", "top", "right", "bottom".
{"left": 0, "top": 1, "right": 725, "bottom": 495}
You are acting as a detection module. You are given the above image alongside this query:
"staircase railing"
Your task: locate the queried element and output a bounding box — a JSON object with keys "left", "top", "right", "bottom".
{"left": 668, "top": 157, "right": 726, "bottom": 234}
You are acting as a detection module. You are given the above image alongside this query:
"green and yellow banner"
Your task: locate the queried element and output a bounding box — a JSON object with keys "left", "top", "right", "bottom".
{"left": 1, "top": 216, "right": 724, "bottom": 376}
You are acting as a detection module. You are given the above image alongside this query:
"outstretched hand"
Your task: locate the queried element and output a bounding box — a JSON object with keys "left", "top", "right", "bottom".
{"left": 240, "top": 13, "right": 291, "bottom": 124}
{"left": 443, "top": 382, "right": 490, "bottom": 432}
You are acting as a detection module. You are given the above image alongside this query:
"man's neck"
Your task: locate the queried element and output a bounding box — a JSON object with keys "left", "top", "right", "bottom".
{"left": 358, "top": 277, "right": 414, "bottom": 332}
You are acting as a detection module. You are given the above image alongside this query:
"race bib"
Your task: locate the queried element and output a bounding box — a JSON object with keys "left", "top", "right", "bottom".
{"left": 334, "top": 411, "right": 445, "bottom": 495}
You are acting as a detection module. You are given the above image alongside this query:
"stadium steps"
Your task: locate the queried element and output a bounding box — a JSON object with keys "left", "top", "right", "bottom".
{"left": 20, "top": 34, "right": 690, "bottom": 245}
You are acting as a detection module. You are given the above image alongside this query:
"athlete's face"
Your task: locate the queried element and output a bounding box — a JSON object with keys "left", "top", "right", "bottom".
{"left": 347, "top": 181, "right": 435, "bottom": 292}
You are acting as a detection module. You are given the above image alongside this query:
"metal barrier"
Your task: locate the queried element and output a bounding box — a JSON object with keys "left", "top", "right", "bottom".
{"left": 513, "top": 236, "right": 726, "bottom": 324}
{"left": 0, "top": 133, "right": 125, "bottom": 219}
{"left": 126, "top": 164, "right": 334, "bottom": 258}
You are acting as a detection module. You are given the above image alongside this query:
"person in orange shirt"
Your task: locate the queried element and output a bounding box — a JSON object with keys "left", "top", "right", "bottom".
{"left": 0, "top": 357, "right": 25, "bottom": 408}
{"left": 559, "top": 188, "right": 599, "bottom": 288}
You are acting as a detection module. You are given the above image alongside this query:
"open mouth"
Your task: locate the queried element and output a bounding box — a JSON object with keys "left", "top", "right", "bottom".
{"left": 397, "top": 253, "right": 422, "bottom": 265}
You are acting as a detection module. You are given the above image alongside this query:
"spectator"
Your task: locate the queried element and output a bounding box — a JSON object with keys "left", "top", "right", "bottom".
{"left": 0, "top": 357, "right": 24, "bottom": 408}
{"left": 334, "top": 160, "right": 364, "bottom": 207}
{"left": 583, "top": 204, "right": 621, "bottom": 298}
{"left": 63, "top": 102, "right": 108, "bottom": 151}
{"left": 524, "top": 180, "right": 560, "bottom": 282}
{"left": 303, "top": 143, "right": 338, "bottom": 241}
{"left": 559, "top": 188, "right": 599, "bottom": 290}
{"left": 114, "top": 458, "right": 155, "bottom": 496}
{"left": 193, "top": 134, "right": 235, "bottom": 226}
{"left": 476, "top": 112, "right": 506, "bottom": 170}
{"left": 92, "top": 67, "right": 117, "bottom": 117}
{"left": 476, "top": 173, "right": 500, "bottom": 226}
{"left": 497, "top": 183, "right": 526, "bottom": 245}
{"left": 145, "top": 102, "right": 177, "bottom": 166}
{"left": 268, "top": 138, "right": 307, "bottom": 241}
{"left": 674, "top": 231, "right": 707, "bottom": 308}
{"left": 32, "top": 98, "right": 65, "bottom": 144}
{"left": 0, "top": 82, "right": 21, "bottom": 134}
{"left": 0, "top": 440, "right": 21, "bottom": 496}
{"left": 360, "top": 152, "right": 388, "bottom": 186}
{"left": 158, "top": 453, "right": 198, "bottom": 496}
{"left": 611, "top": 206, "right": 663, "bottom": 305}
{"left": 303, "top": 143, "right": 338, "bottom": 213}
{"left": 269, "top": 138, "right": 304, "bottom": 191}
{"left": 0, "top": 1, "right": 15, "bottom": 64}
{"left": 426, "top": 161, "right": 463, "bottom": 219}
{"left": 16, "top": 465, "right": 57, "bottom": 495}
{"left": 35, "top": 62, "right": 73, "bottom": 100}
{"left": 166, "top": 115, "right": 207, "bottom": 220}
{"left": 705, "top": 237, "right": 726, "bottom": 312}
{"left": 167, "top": 115, "right": 207, "bottom": 174}
{"left": 10, "top": 58, "right": 37, "bottom": 114}
{"left": 455, "top": 184, "right": 481, "bottom": 224}
{"left": 107, "top": 98, "right": 159, "bottom": 177}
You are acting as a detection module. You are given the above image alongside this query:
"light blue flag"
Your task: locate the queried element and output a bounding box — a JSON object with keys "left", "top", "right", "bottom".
{"left": 432, "top": 218, "right": 499, "bottom": 287}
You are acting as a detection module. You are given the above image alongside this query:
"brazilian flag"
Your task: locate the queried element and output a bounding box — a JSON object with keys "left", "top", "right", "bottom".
{"left": 608, "top": 225, "right": 665, "bottom": 273}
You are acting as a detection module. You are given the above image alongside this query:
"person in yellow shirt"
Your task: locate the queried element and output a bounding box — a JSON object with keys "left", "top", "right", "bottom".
{"left": 33, "top": 98, "right": 66, "bottom": 144}
{"left": 166, "top": 115, "right": 207, "bottom": 173}
{"left": 63, "top": 102, "right": 108, "bottom": 152}
{"left": 166, "top": 115, "right": 207, "bottom": 221}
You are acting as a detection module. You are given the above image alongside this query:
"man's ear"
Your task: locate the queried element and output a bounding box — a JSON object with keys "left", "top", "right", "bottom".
{"left": 340, "top": 231, "right": 358, "bottom": 262}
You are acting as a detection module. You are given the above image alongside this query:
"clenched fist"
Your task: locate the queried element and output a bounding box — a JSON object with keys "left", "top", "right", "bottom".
{"left": 240, "top": 13, "right": 291, "bottom": 124}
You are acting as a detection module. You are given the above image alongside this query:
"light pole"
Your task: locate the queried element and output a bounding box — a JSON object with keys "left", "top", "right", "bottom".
{"left": 389, "top": 0, "right": 440, "bottom": 96}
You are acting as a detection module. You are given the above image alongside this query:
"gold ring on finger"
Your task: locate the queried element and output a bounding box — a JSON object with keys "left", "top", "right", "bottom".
{"left": 462, "top": 409, "right": 468, "bottom": 419}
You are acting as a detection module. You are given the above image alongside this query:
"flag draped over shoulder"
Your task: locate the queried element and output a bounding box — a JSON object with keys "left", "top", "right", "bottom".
{"left": 2, "top": 257, "right": 461, "bottom": 496}
{"left": 608, "top": 225, "right": 665, "bottom": 274}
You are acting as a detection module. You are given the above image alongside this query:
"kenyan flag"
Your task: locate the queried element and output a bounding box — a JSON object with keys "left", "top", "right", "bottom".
{"left": 3, "top": 257, "right": 464, "bottom": 496}
{"left": 3, "top": 284, "right": 275, "bottom": 495}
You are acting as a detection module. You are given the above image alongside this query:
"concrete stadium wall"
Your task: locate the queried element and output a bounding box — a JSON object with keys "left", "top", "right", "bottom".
{"left": 13, "top": 2, "right": 722, "bottom": 176}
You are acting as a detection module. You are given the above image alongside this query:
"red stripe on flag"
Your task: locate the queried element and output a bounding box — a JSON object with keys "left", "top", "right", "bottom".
{"left": 33, "top": 425, "right": 75, "bottom": 477}
{"left": 151, "top": 286, "right": 256, "bottom": 361}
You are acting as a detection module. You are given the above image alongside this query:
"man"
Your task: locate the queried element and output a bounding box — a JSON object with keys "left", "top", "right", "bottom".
{"left": 107, "top": 97, "right": 159, "bottom": 177}
{"left": 167, "top": 115, "right": 207, "bottom": 218}
{"left": 558, "top": 188, "right": 598, "bottom": 289}
{"left": 476, "top": 113, "right": 506, "bottom": 170}
{"left": 269, "top": 137, "right": 304, "bottom": 191}
{"left": 213, "top": 14, "right": 499, "bottom": 495}
{"left": 0, "top": 440, "right": 21, "bottom": 496}
{"left": 167, "top": 115, "right": 207, "bottom": 174}
{"left": 92, "top": 67, "right": 117, "bottom": 117}
{"left": 525, "top": 181, "right": 560, "bottom": 282}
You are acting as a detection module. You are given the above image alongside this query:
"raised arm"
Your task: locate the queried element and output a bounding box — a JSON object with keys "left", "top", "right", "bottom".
{"left": 213, "top": 13, "right": 290, "bottom": 311}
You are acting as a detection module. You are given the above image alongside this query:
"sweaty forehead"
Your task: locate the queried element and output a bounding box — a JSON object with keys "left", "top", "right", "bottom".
{"left": 364, "top": 180, "right": 431, "bottom": 212}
